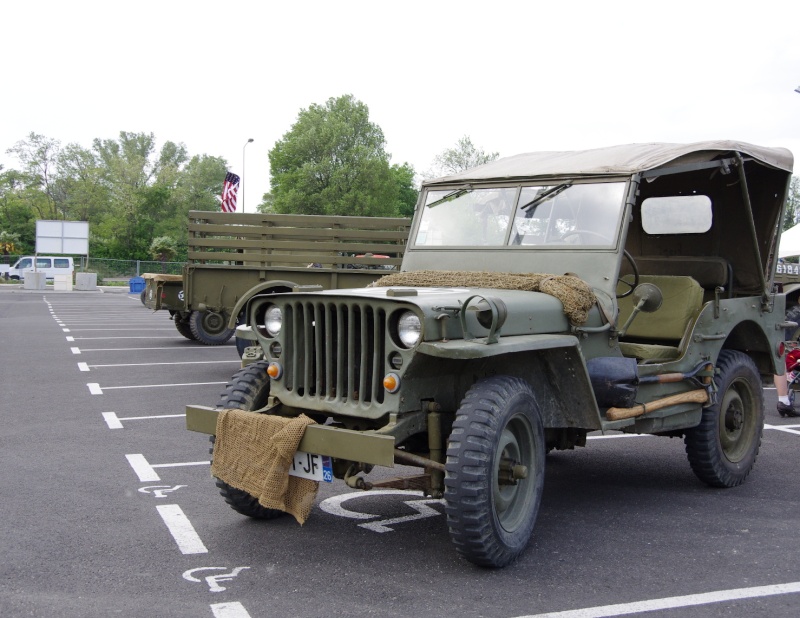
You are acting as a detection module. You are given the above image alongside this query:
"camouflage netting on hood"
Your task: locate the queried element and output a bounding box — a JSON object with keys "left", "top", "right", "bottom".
{"left": 374, "top": 270, "right": 597, "bottom": 324}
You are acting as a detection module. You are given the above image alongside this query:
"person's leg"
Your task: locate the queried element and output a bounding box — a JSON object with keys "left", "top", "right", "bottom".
{"left": 775, "top": 373, "right": 796, "bottom": 415}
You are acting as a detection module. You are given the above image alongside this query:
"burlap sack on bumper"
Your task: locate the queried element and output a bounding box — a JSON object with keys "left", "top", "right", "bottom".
{"left": 211, "top": 409, "right": 318, "bottom": 525}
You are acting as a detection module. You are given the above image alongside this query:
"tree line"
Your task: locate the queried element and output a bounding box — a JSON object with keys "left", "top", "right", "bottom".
{"left": 1, "top": 94, "right": 501, "bottom": 261}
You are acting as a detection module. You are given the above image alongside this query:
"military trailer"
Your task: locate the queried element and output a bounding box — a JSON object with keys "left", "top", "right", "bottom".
{"left": 143, "top": 212, "right": 410, "bottom": 350}
{"left": 187, "top": 141, "right": 793, "bottom": 568}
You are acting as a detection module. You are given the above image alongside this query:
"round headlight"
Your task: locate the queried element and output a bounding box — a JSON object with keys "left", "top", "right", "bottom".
{"left": 264, "top": 305, "right": 283, "bottom": 337}
{"left": 397, "top": 311, "right": 421, "bottom": 348}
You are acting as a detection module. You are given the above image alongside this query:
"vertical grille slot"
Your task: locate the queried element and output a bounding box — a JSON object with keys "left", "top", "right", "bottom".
{"left": 282, "top": 300, "right": 385, "bottom": 406}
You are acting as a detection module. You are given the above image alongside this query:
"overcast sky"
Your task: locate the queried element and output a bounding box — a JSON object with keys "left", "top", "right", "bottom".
{"left": 2, "top": 0, "right": 799, "bottom": 213}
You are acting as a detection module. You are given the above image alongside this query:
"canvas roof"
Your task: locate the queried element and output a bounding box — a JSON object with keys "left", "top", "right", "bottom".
{"left": 424, "top": 140, "right": 794, "bottom": 186}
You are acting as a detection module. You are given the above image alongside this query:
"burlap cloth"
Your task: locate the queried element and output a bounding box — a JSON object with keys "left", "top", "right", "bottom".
{"left": 212, "top": 409, "right": 318, "bottom": 524}
{"left": 374, "top": 270, "right": 596, "bottom": 324}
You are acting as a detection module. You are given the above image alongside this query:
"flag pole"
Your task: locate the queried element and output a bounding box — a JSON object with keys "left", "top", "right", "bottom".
{"left": 242, "top": 138, "right": 254, "bottom": 213}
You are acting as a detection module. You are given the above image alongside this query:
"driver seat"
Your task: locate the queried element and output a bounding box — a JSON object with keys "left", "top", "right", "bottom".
{"left": 616, "top": 275, "right": 704, "bottom": 361}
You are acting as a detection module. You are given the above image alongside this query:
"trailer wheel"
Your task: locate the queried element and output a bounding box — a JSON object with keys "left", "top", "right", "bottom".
{"left": 190, "top": 310, "right": 234, "bottom": 345}
{"left": 173, "top": 313, "right": 196, "bottom": 341}
{"left": 213, "top": 360, "right": 283, "bottom": 519}
{"left": 684, "top": 350, "right": 763, "bottom": 488}
{"left": 444, "top": 376, "right": 545, "bottom": 568}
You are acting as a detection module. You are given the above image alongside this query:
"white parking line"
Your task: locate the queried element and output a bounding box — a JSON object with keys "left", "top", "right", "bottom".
{"left": 126, "top": 453, "right": 210, "bottom": 482}
{"left": 88, "top": 381, "right": 227, "bottom": 394}
{"left": 156, "top": 504, "right": 208, "bottom": 555}
{"left": 103, "top": 412, "right": 185, "bottom": 429}
{"left": 210, "top": 602, "right": 252, "bottom": 618}
{"left": 83, "top": 360, "right": 239, "bottom": 369}
{"left": 764, "top": 423, "right": 800, "bottom": 435}
{"left": 70, "top": 336, "right": 186, "bottom": 340}
{"left": 74, "top": 346, "right": 233, "bottom": 352}
{"left": 515, "top": 581, "right": 800, "bottom": 617}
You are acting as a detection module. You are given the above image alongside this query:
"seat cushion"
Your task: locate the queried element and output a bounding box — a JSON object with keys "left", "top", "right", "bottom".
{"left": 617, "top": 275, "right": 703, "bottom": 341}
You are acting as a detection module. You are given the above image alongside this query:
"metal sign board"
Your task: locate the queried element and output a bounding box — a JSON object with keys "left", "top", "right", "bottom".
{"left": 36, "top": 220, "right": 89, "bottom": 255}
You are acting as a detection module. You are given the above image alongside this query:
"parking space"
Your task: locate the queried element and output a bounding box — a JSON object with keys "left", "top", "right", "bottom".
{"left": 2, "top": 287, "right": 799, "bottom": 617}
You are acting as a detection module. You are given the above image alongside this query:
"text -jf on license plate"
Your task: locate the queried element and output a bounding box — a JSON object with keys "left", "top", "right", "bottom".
{"left": 290, "top": 451, "right": 333, "bottom": 482}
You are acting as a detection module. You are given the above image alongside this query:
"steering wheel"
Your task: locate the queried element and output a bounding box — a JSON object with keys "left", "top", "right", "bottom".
{"left": 561, "top": 229, "right": 613, "bottom": 245}
{"left": 617, "top": 250, "right": 639, "bottom": 298}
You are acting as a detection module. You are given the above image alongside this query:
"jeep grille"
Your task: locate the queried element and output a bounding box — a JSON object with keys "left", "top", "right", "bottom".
{"left": 281, "top": 301, "right": 386, "bottom": 406}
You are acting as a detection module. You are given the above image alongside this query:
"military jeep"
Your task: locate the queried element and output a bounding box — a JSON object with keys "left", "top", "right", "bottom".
{"left": 188, "top": 141, "right": 794, "bottom": 568}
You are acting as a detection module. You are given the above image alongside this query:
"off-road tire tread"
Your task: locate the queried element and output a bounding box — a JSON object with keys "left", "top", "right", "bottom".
{"left": 174, "top": 318, "right": 195, "bottom": 340}
{"left": 444, "top": 375, "right": 544, "bottom": 568}
{"left": 684, "top": 350, "right": 763, "bottom": 488}
{"left": 212, "top": 360, "right": 282, "bottom": 519}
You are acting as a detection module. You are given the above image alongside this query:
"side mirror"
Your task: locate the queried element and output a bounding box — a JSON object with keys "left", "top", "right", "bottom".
{"left": 618, "top": 283, "right": 663, "bottom": 337}
{"left": 632, "top": 282, "right": 663, "bottom": 313}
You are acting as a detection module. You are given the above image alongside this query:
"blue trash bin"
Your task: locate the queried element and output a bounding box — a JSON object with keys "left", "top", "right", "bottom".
{"left": 129, "top": 277, "right": 145, "bottom": 293}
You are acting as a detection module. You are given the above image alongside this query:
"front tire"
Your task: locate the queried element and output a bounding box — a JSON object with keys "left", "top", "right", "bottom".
{"left": 190, "top": 310, "right": 235, "bottom": 345}
{"left": 214, "top": 360, "right": 283, "bottom": 519}
{"left": 684, "top": 350, "right": 763, "bottom": 487}
{"left": 444, "top": 376, "right": 545, "bottom": 568}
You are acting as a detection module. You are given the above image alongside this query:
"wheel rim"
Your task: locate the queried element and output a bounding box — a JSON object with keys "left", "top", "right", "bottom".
{"left": 719, "top": 377, "right": 756, "bottom": 463}
{"left": 202, "top": 312, "right": 226, "bottom": 334}
{"left": 492, "top": 414, "right": 535, "bottom": 533}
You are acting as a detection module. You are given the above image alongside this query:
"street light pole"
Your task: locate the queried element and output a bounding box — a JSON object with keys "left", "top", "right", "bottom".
{"left": 242, "top": 138, "right": 254, "bottom": 213}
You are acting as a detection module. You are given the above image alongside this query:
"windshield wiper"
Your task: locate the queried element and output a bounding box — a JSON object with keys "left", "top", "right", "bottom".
{"left": 520, "top": 183, "right": 572, "bottom": 211}
{"left": 425, "top": 187, "right": 472, "bottom": 208}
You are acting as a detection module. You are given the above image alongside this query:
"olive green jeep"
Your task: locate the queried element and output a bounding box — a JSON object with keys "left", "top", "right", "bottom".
{"left": 188, "top": 141, "right": 794, "bottom": 568}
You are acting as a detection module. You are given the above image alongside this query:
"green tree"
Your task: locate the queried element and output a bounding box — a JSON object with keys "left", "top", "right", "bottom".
{"left": 149, "top": 235, "right": 178, "bottom": 270}
{"left": 391, "top": 162, "right": 419, "bottom": 217}
{"left": 424, "top": 135, "right": 499, "bottom": 180}
{"left": 268, "top": 94, "right": 400, "bottom": 217}
{"left": 5, "top": 132, "right": 62, "bottom": 219}
{"left": 784, "top": 175, "right": 799, "bottom": 230}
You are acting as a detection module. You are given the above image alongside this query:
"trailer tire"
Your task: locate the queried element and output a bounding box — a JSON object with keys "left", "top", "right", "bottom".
{"left": 444, "top": 376, "right": 545, "bottom": 568}
{"left": 173, "top": 313, "right": 196, "bottom": 341}
{"left": 212, "top": 360, "right": 283, "bottom": 520}
{"left": 684, "top": 350, "right": 763, "bottom": 488}
{"left": 190, "top": 310, "right": 234, "bottom": 345}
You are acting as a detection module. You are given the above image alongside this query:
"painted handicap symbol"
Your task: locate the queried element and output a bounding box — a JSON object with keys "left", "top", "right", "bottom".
{"left": 183, "top": 566, "right": 251, "bottom": 593}
{"left": 138, "top": 485, "right": 187, "bottom": 498}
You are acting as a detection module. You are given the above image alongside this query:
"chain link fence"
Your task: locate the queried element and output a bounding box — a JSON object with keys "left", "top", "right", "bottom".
{"left": 1, "top": 254, "right": 185, "bottom": 282}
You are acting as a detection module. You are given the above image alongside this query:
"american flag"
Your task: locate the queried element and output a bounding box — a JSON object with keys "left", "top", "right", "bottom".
{"left": 220, "top": 171, "right": 240, "bottom": 213}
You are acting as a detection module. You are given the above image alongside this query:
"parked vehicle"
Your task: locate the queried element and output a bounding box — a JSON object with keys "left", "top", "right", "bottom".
{"left": 187, "top": 141, "right": 793, "bottom": 568}
{"left": 143, "top": 212, "right": 410, "bottom": 350}
{"left": 7, "top": 256, "right": 74, "bottom": 281}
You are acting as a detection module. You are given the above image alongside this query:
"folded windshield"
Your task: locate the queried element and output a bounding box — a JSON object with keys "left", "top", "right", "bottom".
{"left": 414, "top": 182, "right": 626, "bottom": 247}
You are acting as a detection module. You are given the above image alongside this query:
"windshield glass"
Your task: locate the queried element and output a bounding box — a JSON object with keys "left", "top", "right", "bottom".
{"left": 414, "top": 182, "right": 626, "bottom": 248}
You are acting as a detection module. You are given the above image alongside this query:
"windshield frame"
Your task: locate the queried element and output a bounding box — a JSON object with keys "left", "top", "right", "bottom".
{"left": 411, "top": 179, "right": 628, "bottom": 251}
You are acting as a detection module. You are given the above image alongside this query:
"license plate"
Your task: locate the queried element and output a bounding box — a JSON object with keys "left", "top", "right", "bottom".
{"left": 289, "top": 451, "right": 333, "bottom": 483}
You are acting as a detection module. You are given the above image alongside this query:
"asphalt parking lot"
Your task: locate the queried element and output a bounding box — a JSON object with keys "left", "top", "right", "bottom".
{"left": 1, "top": 285, "right": 799, "bottom": 618}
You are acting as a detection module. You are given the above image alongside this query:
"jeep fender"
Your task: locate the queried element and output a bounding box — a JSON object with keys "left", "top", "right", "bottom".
{"left": 226, "top": 280, "right": 298, "bottom": 329}
{"left": 417, "top": 334, "right": 603, "bottom": 431}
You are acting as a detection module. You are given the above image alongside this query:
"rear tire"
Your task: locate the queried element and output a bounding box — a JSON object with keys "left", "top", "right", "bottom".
{"left": 444, "top": 376, "right": 545, "bottom": 568}
{"left": 190, "top": 310, "right": 234, "bottom": 345}
{"left": 684, "top": 350, "right": 763, "bottom": 487}
{"left": 213, "top": 360, "right": 283, "bottom": 519}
